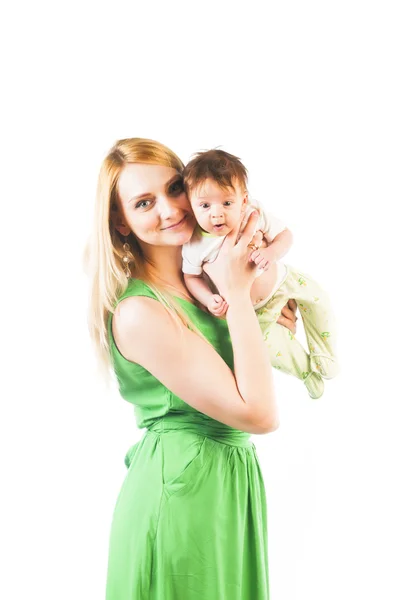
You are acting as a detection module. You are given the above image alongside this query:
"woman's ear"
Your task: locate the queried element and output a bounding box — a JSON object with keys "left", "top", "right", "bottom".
{"left": 111, "top": 204, "right": 131, "bottom": 236}
{"left": 115, "top": 223, "right": 131, "bottom": 236}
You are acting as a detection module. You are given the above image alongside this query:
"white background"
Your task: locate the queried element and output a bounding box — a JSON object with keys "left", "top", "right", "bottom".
{"left": 1, "top": 1, "right": 397, "bottom": 599}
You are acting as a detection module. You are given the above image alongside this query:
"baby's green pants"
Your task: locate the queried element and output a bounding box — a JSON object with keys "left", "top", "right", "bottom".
{"left": 256, "top": 265, "right": 338, "bottom": 398}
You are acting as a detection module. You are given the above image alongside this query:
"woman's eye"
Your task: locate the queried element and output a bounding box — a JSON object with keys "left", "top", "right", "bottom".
{"left": 135, "top": 199, "right": 151, "bottom": 209}
{"left": 169, "top": 179, "right": 184, "bottom": 194}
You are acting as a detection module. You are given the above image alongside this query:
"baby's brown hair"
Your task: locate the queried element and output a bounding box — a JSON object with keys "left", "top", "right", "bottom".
{"left": 183, "top": 149, "right": 248, "bottom": 195}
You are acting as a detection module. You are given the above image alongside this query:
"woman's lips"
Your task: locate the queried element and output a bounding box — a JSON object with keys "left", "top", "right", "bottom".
{"left": 162, "top": 215, "right": 187, "bottom": 230}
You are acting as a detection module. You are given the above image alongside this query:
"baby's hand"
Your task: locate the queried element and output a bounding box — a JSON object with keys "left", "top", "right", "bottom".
{"left": 207, "top": 294, "right": 229, "bottom": 317}
{"left": 249, "top": 247, "right": 275, "bottom": 271}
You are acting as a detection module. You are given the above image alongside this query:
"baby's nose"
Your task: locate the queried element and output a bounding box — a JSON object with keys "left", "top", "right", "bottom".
{"left": 211, "top": 206, "right": 223, "bottom": 218}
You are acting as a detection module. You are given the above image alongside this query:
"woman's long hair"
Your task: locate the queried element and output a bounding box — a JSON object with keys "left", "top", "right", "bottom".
{"left": 85, "top": 138, "right": 200, "bottom": 377}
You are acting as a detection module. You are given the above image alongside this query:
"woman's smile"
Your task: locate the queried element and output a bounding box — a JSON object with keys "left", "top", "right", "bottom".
{"left": 161, "top": 215, "right": 188, "bottom": 231}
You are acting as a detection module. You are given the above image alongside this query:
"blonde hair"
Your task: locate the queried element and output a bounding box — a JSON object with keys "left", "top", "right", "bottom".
{"left": 85, "top": 137, "right": 200, "bottom": 377}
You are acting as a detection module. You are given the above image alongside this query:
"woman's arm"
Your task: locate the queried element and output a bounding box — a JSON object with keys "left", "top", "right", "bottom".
{"left": 113, "top": 295, "right": 276, "bottom": 434}
{"left": 202, "top": 218, "right": 278, "bottom": 432}
{"left": 113, "top": 212, "right": 278, "bottom": 435}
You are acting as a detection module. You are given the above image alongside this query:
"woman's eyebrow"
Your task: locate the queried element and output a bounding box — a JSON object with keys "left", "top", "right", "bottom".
{"left": 129, "top": 192, "right": 152, "bottom": 204}
{"left": 128, "top": 175, "right": 182, "bottom": 204}
{"left": 166, "top": 174, "right": 183, "bottom": 185}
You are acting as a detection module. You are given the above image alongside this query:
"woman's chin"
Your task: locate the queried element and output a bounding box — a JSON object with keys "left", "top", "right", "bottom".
{"left": 176, "top": 228, "right": 196, "bottom": 245}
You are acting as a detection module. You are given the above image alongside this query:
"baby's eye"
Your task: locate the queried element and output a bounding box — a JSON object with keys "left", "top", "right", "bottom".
{"left": 224, "top": 201, "right": 232, "bottom": 206}
{"left": 169, "top": 179, "right": 184, "bottom": 195}
{"left": 200, "top": 203, "right": 210, "bottom": 209}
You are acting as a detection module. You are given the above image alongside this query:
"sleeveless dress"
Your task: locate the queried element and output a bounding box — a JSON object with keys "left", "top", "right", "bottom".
{"left": 105, "top": 279, "right": 270, "bottom": 599}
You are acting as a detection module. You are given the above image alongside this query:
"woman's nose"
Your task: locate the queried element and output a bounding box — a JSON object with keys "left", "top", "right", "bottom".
{"left": 158, "top": 195, "right": 178, "bottom": 219}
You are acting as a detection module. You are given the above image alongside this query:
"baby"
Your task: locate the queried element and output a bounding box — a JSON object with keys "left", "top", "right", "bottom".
{"left": 182, "top": 149, "right": 338, "bottom": 399}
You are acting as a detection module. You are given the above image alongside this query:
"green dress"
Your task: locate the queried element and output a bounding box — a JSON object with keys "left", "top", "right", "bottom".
{"left": 105, "top": 279, "right": 270, "bottom": 599}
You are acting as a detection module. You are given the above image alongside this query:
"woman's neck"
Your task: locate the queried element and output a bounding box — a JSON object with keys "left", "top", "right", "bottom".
{"left": 141, "top": 244, "right": 191, "bottom": 298}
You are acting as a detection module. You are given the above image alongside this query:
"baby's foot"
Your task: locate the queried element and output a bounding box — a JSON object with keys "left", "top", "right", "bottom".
{"left": 303, "top": 371, "right": 325, "bottom": 399}
{"left": 310, "top": 354, "right": 339, "bottom": 380}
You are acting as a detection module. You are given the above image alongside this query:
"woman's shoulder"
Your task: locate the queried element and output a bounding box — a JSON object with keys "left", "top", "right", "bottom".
{"left": 109, "top": 278, "right": 158, "bottom": 330}
{"left": 109, "top": 282, "right": 162, "bottom": 354}
{"left": 114, "top": 277, "right": 229, "bottom": 337}
{"left": 110, "top": 278, "right": 233, "bottom": 371}
{"left": 117, "top": 278, "right": 157, "bottom": 304}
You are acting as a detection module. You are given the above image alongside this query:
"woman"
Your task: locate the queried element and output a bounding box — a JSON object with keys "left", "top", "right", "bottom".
{"left": 86, "top": 138, "right": 297, "bottom": 599}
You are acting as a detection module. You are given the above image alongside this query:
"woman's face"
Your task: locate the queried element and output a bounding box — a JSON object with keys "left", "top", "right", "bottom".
{"left": 115, "top": 164, "right": 196, "bottom": 247}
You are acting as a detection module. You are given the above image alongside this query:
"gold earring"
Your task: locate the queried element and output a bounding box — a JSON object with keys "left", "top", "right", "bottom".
{"left": 122, "top": 240, "right": 133, "bottom": 278}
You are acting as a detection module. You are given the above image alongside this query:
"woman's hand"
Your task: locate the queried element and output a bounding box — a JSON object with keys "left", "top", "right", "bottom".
{"left": 277, "top": 299, "right": 298, "bottom": 334}
{"left": 203, "top": 211, "right": 261, "bottom": 302}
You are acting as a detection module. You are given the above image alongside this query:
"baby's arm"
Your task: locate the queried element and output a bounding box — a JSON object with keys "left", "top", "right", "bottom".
{"left": 184, "top": 273, "right": 228, "bottom": 316}
{"left": 250, "top": 228, "right": 293, "bottom": 269}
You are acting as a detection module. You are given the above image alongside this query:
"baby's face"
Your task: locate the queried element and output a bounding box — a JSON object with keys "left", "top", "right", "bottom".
{"left": 189, "top": 179, "right": 247, "bottom": 236}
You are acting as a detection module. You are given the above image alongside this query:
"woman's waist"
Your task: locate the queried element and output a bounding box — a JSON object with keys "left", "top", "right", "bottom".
{"left": 146, "top": 412, "right": 252, "bottom": 447}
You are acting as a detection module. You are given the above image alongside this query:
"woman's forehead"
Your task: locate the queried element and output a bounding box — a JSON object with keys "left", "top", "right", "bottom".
{"left": 118, "top": 163, "right": 179, "bottom": 203}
